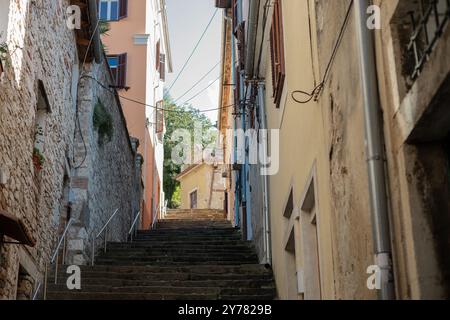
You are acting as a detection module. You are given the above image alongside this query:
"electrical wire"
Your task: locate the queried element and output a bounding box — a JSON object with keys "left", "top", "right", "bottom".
{"left": 165, "top": 8, "right": 220, "bottom": 96}
{"left": 173, "top": 61, "right": 221, "bottom": 103}
{"left": 292, "top": 0, "right": 354, "bottom": 104}
{"left": 178, "top": 74, "right": 222, "bottom": 106}
{"left": 80, "top": 74, "right": 235, "bottom": 114}
{"left": 73, "top": 18, "right": 101, "bottom": 170}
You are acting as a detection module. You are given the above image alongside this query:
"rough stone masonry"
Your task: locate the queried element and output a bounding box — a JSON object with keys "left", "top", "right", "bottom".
{"left": 0, "top": 0, "right": 142, "bottom": 299}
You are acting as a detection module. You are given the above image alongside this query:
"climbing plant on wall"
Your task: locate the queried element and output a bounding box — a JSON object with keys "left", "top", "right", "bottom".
{"left": 93, "top": 98, "right": 113, "bottom": 145}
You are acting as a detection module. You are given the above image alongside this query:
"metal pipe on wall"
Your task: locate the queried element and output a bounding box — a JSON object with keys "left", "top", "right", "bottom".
{"left": 354, "top": 0, "right": 395, "bottom": 300}
{"left": 258, "top": 83, "right": 272, "bottom": 265}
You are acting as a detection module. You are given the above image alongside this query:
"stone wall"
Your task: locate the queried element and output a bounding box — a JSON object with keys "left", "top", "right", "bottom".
{"left": 0, "top": 0, "right": 78, "bottom": 299}
{"left": 67, "top": 58, "right": 142, "bottom": 265}
{"left": 0, "top": 0, "right": 141, "bottom": 299}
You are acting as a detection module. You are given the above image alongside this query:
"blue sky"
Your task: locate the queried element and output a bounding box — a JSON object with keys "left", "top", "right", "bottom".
{"left": 165, "top": 0, "right": 222, "bottom": 122}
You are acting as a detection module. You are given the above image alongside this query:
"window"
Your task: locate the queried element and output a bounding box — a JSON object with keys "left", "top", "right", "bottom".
{"left": 190, "top": 190, "right": 198, "bottom": 209}
{"left": 159, "top": 53, "right": 166, "bottom": 81}
{"left": 299, "top": 168, "right": 322, "bottom": 300}
{"left": 394, "top": 0, "right": 449, "bottom": 81}
{"left": 269, "top": 0, "right": 285, "bottom": 108}
{"left": 0, "top": 0, "right": 9, "bottom": 77}
{"left": 155, "top": 40, "right": 166, "bottom": 81}
{"left": 99, "top": 0, "right": 128, "bottom": 21}
{"left": 0, "top": 0, "right": 9, "bottom": 43}
{"left": 107, "top": 53, "right": 127, "bottom": 88}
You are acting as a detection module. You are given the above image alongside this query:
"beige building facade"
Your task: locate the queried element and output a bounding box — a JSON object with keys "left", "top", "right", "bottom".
{"left": 219, "top": 0, "right": 450, "bottom": 300}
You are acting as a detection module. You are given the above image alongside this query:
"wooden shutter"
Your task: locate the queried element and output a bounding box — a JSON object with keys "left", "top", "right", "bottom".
{"left": 155, "top": 41, "right": 161, "bottom": 71}
{"left": 236, "top": 22, "right": 246, "bottom": 72}
{"left": 269, "top": 0, "right": 285, "bottom": 108}
{"left": 117, "top": 53, "right": 127, "bottom": 88}
{"left": 159, "top": 54, "right": 166, "bottom": 81}
{"left": 119, "top": 0, "right": 128, "bottom": 19}
{"left": 232, "top": 0, "right": 239, "bottom": 33}
{"left": 0, "top": 59, "right": 3, "bottom": 77}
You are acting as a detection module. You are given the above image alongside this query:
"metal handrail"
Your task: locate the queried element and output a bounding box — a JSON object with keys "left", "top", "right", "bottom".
{"left": 32, "top": 282, "right": 41, "bottom": 300}
{"left": 91, "top": 208, "right": 119, "bottom": 265}
{"left": 51, "top": 218, "right": 74, "bottom": 263}
{"left": 96, "top": 208, "right": 119, "bottom": 238}
{"left": 40, "top": 218, "right": 74, "bottom": 300}
{"left": 128, "top": 211, "right": 141, "bottom": 242}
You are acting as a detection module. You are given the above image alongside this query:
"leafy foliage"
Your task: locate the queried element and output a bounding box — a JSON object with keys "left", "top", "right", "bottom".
{"left": 163, "top": 95, "right": 216, "bottom": 208}
{"left": 93, "top": 98, "right": 113, "bottom": 145}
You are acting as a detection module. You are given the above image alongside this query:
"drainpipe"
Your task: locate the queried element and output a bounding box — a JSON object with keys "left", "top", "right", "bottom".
{"left": 354, "top": 0, "right": 395, "bottom": 300}
{"left": 245, "top": 0, "right": 261, "bottom": 78}
{"left": 258, "top": 83, "right": 272, "bottom": 265}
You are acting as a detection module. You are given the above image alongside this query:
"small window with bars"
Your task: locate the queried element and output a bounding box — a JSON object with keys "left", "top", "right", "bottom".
{"left": 107, "top": 54, "right": 127, "bottom": 88}
{"left": 403, "top": 0, "right": 449, "bottom": 80}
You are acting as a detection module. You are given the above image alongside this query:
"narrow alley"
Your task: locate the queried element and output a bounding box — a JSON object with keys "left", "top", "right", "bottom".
{"left": 1, "top": 0, "right": 450, "bottom": 306}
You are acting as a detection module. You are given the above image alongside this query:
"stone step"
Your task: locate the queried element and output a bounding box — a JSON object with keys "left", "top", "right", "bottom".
{"left": 104, "top": 244, "right": 254, "bottom": 251}
{"left": 46, "top": 291, "right": 273, "bottom": 300}
{"left": 51, "top": 264, "right": 272, "bottom": 274}
{"left": 94, "top": 260, "right": 258, "bottom": 266}
{"left": 136, "top": 228, "right": 239, "bottom": 235}
{"left": 95, "top": 255, "right": 259, "bottom": 262}
{"left": 156, "top": 220, "right": 232, "bottom": 229}
{"left": 98, "top": 251, "right": 256, "bottom": 258}
{"left": 46, "top": 208, "right": 275, "bottom": 300}
{"left": 50, "top": 272, "right": 273, "bottom": 283}
{"left": 46, "top": 292, "right": 220, "bottom": 300}
{"left": 47, "top": 284, "right": 276, "bottom": 296}
{"left": 50, "top": 277, "right": 274, "bottom": 288}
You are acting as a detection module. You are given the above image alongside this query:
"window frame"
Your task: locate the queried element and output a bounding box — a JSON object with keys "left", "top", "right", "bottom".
{"left": 190, "top": 189, "right": 198, "bottom": 209}
{"left": 99, "top": 0, "right": 128, "bottom": 22}
{"left": 107, "top": 53, "right": 127, "bottom": 89}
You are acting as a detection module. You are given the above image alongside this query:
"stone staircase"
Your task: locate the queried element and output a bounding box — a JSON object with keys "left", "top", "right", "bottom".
{"left": 45, "top": 209, "right": 276, "bottom": 300}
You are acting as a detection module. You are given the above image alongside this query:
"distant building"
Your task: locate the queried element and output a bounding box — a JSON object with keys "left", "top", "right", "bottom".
{"left": 176, "top": 164, "right": 226, "bottom": 211}
{"left": 100, "top": 0, "right": 172, "bottom": 229}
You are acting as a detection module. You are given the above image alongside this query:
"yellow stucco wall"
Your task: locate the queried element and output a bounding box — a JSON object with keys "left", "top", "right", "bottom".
{"left": 264, "top": 0, "right": 336, "bottom": 300}
{"left": 178, "top": 164, "right": 225, "bottom": 210}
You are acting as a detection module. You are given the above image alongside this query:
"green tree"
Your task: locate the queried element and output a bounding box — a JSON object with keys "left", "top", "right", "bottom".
{"left": 163, "top": 96, "right": 216, "bottom": 208}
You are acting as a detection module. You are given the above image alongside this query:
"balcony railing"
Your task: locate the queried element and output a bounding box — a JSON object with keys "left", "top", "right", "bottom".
{"left": 407, "top": 0, "right": 450, "bottom": 79}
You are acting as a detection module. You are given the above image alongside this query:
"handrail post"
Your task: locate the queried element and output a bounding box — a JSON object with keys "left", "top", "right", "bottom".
{"left": 104, "top": 225, "right": 107, "bottom": 253}
{"left": 43, "top": 262, "right": 48, "bottom": 300}
{"left": 91, "top": 234, "right": 95, "bottom": 266}
{"left": 62, "top": 232, "right": 67, "bottom": 265}
{"left": 128, "top": 211, "right": 141, "bottom": 243}
{"left": 54, "top": 251, "right": 59, "bottom": 285}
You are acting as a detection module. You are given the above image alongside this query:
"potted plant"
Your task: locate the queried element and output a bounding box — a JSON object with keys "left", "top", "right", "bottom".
{"left": 33, "top": 148, "right": 45, "bottom": 172}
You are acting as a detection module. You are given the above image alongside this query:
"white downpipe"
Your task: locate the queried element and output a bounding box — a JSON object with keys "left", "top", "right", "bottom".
{"left": 258, "top": 83, "right": 272, "bottom": 265}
